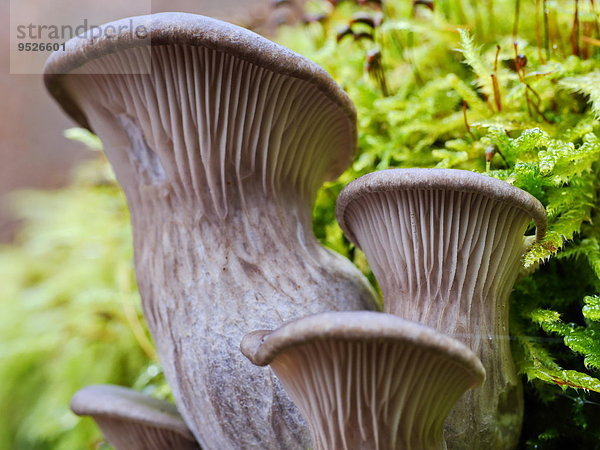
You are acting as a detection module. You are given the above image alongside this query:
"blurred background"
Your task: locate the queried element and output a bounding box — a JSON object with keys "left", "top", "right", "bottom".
{"left": 0, "top": 0, "right": 303, "bottom": 242}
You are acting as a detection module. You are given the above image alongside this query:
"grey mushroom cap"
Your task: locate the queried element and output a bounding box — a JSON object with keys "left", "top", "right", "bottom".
{"left": 334, "top": 168, "right": 547, "bottom": 449}
{"left": 336, "top": 168, "right": 548, "bottom": 243}
{"left": 43, "top": 12, "right": 356, "bottom": 181}
{"left": 71, "top": 384, "right": 198, "bottom": 448}
{"left": 241, "top": 310, "right": 486, "bottom": 379}
{"left": 242, "top": 311, "right": 486, "bottom": 449}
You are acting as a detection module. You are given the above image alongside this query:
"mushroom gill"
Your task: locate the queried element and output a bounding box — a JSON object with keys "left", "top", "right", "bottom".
{"left": 336, "top": 168, "right": 548, "bottom": 449}
{"left": 241, "top": 311, "right": 485, "bottom": 450}
{"left": 45, "top": 13, "right": 376, "bottom": 449}
{"left": 70, "top": 385, "right": 199, "bottom": 450}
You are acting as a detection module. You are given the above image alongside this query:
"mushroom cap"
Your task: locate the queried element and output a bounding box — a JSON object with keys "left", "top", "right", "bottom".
{"left": 242, "top": 311, "right": 485, "bottom": 449}
{"left": 241, "top": 310, "right": 485, "bottom": 379}
{"left": 336, "top": 168, "right": 548, "bottom": 243}
{"left": 43, "top": 12, "right": 356, "bottom": 180}
{"left": 70, "top": 384, "right": 196, "bottom": 442}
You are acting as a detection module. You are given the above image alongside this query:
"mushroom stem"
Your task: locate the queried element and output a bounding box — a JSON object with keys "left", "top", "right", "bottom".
{"left": 241, "top": 311, "right": 485, "bottom": 450}
{"left": 45, "top": 13, "right": 376, "bottom": 449}
{"left": 336, "top": 168, "right": 547, "bottom": 449}
{"left": 70, "top": 385, "right": 199, "bottom": 450}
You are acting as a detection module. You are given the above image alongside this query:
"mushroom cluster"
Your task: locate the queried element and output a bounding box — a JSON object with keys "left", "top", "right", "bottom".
{"left": 45, "top": 12, "right": 376, "bottom": 450}
{"left": 45, "top": 12, "right": 546, "bottom": 450}
{"left": 336, "top": 169, "right": 547, "bottom": 449}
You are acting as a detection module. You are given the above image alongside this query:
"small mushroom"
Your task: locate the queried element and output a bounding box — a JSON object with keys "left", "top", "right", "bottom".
{"left": 44, "top": 13, "right": 376, "bottom": 449}
{"left": 70, "top": 385, "right": 199, "bottom": 450}
{"left": 336, "top": 168, "right": 547, "bottom": 449}
{"left": 241, "top": 311, "right": 485, "bottom": 450}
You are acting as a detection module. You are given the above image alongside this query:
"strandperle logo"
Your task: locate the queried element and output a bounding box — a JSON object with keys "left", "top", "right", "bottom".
{"left": 15, "top": 18, "right": 149, "bottom": 42}
{"left": 9, "top": 8, "right": 152, "bottom": 75}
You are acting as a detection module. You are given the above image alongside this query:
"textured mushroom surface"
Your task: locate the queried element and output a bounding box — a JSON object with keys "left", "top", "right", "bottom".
{"left": 44, "top": 13, "right": 376, "bottom": 449}
{"left": 70, "top": 385, "right": 199, "bottom": 450}
{"left": 242, "top": 311, "right": 485, "bottom": 450}
{"left": 337, "top": 168, "right": 547, "bottom": 449}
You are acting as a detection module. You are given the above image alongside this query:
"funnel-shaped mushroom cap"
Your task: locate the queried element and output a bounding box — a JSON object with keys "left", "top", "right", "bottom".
{"left": 70, "top": 385, "right": 199, "bottom": 450}
{"left": 44, "top": 13, "right": 376, "bottom": 449}
{"left": 336, "top": 169, "right": 548, "bottom": 449}
{"left": 336, "top": 168, "right": 547, "bottom": 325}
{"left": 44, "top": 12, "right": 356, "bottom": 206}
{"left": 242, "top": 311, "right": 485, "bottom": 450}
{"left": 338, "top": 168, "right": 547, "bottom": 243}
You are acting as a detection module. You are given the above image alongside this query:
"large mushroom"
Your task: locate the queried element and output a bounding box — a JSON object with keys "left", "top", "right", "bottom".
{"left": 70, "top": 385, "right": 199, "bottom": 450}
{"left": 44, "top": 13, "right": 376, "bottom": 449}
{"left": 336, "top": 168, "right": 547, "bottom": 449}
{"left": 241, "top": 311, "right": 485, "bottom": 450}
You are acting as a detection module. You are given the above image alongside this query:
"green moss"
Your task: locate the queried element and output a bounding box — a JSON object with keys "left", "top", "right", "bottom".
{"left": 0, "top": 157, "right": 166, "bottom": 449}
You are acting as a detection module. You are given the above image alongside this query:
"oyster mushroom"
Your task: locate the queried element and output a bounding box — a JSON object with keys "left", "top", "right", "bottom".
{"left": 70, "top": 385, "right": 199, "bottom": 450}
{"left": 336, "top": 168, "right": 547, "bottom": 449}
{"left": 44, "top": 12, "right": 376, "bottom": 449}
{"left": 241, "top": 311, "right": 485, "bottom": 450}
